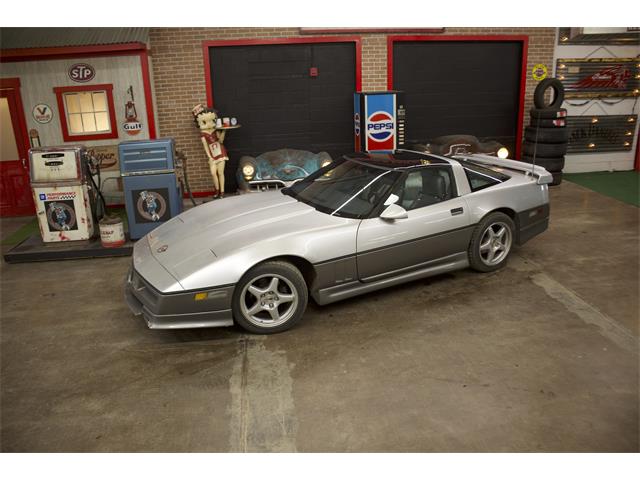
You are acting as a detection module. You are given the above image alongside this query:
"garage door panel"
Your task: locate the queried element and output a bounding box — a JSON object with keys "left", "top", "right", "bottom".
{"left": 209, "top": 42, "right": 356, "bottom": 191}
{"left": 393, "top": 40, "right": 523, "bottom": 155}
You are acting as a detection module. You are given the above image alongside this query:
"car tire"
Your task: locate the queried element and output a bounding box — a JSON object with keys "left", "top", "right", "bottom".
{"left": 530, "top": 108, "right": 567, "bottom": 119}
{"left": 533, "top": 78, "right": 565, "bottom": 110}
{"left": 468, "top": 212, "right": 516, "bottom": 273}
{"left": 521, "top": 155, "right": 565, "bottom": 172}
{"left": 232, "top": 260, "right": 308, "bottom": 334}
{"left": 522, "top": 141, "right": 568, "bottom": 157}
{"left": 528, "top": 117, "right": 566, "bottom": 128}
{"left": 551, "top": 172, "right": 563, "bottom": 186}
{"left": 524, "top": 126, "right": 569, "bottom": 144}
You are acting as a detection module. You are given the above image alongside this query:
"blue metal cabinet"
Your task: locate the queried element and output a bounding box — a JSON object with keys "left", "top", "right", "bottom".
{"left": 119, "top": 139, "right": 182, "bottom": 240}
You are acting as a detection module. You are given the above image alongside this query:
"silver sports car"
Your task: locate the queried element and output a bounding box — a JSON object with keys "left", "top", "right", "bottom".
{"left": 125, "top": 150, "right": 551, "bottom": 333}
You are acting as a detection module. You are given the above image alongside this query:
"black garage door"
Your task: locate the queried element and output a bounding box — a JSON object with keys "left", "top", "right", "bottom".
{"left": 208, "top": 42, "right": 357, "bottom": 191}
{"left": 392, "top": 40, "right": 524, "bottom": 156}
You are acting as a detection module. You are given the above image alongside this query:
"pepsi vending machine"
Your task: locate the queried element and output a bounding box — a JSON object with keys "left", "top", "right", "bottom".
{"left": 354, "top": 91, "right": 406, "bottom": 152}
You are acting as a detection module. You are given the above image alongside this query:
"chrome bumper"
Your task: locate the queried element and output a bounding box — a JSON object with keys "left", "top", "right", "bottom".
{"left": 124, "top": 268, "right": 235, "bottom": 329}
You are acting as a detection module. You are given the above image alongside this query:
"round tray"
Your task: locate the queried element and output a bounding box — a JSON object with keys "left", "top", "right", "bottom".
{"left": 217, "top": 124, "right": 241, "bottom": 130}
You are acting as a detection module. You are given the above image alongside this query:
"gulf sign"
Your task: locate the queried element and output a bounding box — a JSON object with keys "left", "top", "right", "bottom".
{"left": 364, "top": 94, "right": 396, "bottom": 151}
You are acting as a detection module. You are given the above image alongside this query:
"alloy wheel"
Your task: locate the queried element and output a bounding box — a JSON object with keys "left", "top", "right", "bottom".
{"left": 479, "top": 221, "right": 512, "bottom": 266}
{"left": 239, "top": 274, "right": 298, "bottom": 328}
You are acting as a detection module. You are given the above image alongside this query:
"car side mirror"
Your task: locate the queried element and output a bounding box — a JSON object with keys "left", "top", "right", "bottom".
{"left": 380, "top": 203, "right": 408, "bottom": 220}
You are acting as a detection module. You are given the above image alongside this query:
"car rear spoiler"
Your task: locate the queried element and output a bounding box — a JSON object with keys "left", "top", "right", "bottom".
{"left": 452, "top": 153, "right": 553, "bottom": 185}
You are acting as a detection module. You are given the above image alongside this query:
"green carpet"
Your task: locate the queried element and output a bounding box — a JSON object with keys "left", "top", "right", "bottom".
{"left": 564, "top": 171, "right": 640, "bottom": 207}
{"left": 1, "top": 219, "right": 39, "bottom": 246}
{"left": 1, "top": 208, "right": 129, "bottom": 246}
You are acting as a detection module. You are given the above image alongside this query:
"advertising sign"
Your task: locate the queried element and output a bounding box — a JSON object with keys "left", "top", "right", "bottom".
{"left": 364, "top": 94, "right": 396, "bottom": 152}
{"left": 32, "top": 104, "right": 53, "bottom": 124}
{"left": 68, "top": 63, "right": 96, "bottom": 83}
{"left": 557, "top": 58, "right": 640, "bottom": 98}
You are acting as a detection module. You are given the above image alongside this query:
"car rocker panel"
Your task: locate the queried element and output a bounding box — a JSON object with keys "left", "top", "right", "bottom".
{"left": 126, "top": 151, "right": 551, "bottom": 332}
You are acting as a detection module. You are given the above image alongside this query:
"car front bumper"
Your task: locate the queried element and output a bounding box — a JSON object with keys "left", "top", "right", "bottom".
{"left": 124, "top": 267, "right": 235, "bottom": 329}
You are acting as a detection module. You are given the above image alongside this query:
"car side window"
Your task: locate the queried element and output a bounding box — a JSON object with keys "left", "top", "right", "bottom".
{"left": 392, "top": 167, "right": 455, "bottom": 211}
{"left": 464, "top": 169, "right": 500, "bottom": 192}
{"left": 460, "top": 161, "right": 509, "bottom": 192}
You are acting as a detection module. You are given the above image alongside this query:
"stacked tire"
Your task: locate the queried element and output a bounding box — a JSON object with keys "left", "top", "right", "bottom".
{"left": 522, "top": 78, "right": 568, "bottom": 186}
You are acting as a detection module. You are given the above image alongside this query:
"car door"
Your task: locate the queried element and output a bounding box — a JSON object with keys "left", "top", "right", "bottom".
{"left": 356, "top": 165, "right": 473, "bottom": 282}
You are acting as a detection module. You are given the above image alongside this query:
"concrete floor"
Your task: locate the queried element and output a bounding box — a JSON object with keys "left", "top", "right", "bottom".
{"left": 0, "top": 181, "right": 638, "bottom": 452}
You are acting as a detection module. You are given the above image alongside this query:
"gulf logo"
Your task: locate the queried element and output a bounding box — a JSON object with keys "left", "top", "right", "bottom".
{"left": 366, "top": 111, "right": 394, "bottom": 142}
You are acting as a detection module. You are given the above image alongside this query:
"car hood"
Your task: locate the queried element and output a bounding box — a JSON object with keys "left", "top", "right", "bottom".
{"left": 145, "top": 191, "right": 319, "bottom": 284}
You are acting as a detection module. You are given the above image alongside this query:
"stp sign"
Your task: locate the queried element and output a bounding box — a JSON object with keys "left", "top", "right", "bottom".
{"left": 366, "top": 110, "right": 395, "bottom": 150}
{"left": 68, "top": 63, "right": 95, "bottom": 83}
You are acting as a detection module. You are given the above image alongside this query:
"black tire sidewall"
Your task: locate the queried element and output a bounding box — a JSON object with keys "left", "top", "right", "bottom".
{"left": 522, "top": 141, "right": 568, "bottom": 157}
{"left": 524, "top": 126, "right": 569, "bottom": 144}
{"left": 232, "top": 260, "right": 308, "bottom": 334}
{"left": 468, "top": 212, "right": 516, "bottom": 273}
{"left": 530, "top": 108, "right": 567, "bottom": 119}
{"left": 533, "top": 78, "right": 565, "bottom": 110}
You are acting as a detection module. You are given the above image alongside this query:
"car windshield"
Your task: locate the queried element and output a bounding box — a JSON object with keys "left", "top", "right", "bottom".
{"left": 283, "top": 158, "right": 400, "bottom": 219}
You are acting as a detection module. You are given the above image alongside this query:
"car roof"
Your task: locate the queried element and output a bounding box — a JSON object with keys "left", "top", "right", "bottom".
{"left": 343, "top": 150, "right": 451, "bottom": 170}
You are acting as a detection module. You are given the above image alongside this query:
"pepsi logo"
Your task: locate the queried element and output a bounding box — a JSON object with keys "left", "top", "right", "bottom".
{"left": 366, "top": 111, "right": 394, "bottom": 142}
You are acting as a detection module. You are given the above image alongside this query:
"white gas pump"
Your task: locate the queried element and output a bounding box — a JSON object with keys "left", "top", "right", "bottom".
{"left": 29, "top": 146, "right": 97, "bottom": 242}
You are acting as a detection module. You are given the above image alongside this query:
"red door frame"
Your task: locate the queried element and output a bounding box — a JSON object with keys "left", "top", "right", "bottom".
{"left": 202, "top": 36, "right": 363, "bottom": 108}
{"left": 0, "top": 77, "right": 35, "bottom": 216}
{"left": 0, "top": 43, "right": 157, "bottom": 139}
{"left": 386, "top": 35, "right": 529, "bottom": 160}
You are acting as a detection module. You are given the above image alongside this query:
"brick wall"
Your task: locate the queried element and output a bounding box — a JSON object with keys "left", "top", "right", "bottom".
{"left": 149, "top": 27, "right": 556, "bottom": 192}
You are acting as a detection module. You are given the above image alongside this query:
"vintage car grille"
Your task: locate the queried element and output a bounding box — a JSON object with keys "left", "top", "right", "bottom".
{"left": 249, "top": 179, "right": 287, "bottom": 191}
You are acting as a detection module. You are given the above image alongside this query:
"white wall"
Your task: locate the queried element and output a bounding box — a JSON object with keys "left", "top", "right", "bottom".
{"left": 1, "top": 55, "right": 152, "bottom": 201}
{"left": 553, "top": 31, "right": 640, "bottom": 173}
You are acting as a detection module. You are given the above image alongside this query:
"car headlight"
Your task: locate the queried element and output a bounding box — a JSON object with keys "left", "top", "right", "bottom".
{"left": 497, "top": 147, "right": 509, "bottom": 159}
{"left": 242, "top": 164, "right": 255, "bottom": 179}
{"left": 321, "top": 159, "right": 332, "bottom": 168}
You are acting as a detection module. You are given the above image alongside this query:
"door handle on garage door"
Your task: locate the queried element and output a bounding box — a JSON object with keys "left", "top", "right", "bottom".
{"left": 450, "top": 207, "right": 464, "bottom": 216}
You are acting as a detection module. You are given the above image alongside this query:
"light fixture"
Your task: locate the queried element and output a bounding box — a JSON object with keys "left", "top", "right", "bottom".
{"left": 624, "top": 141, "right": 630, "bottom": 147}
{"left": 591, "top": 117, "right": 598, "bottom": 123}
{"left": 559, "top": 64, "right": 566, "bottom": 69}
{"left": 242, "top": 164, "right": 255, "bottom": 179}
{"left": 626, "top": 131, "right": 633, "bottom": 136}
{"left": 628, "top": 117, "right": 636, "bottom": 122}
{"left": 561, "top": 36, "right": 568, "bottom": 42}
{"left": 558, "top": 75, "right": 565, "bottom": 80}
{"left": 497, "top": 147, "right": 509, "bottom": 159}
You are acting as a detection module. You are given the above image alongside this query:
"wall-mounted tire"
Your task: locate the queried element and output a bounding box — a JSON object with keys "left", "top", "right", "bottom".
{"left": 530, "top": 108, "right": 567, "bottom": 119}
{"left": 521, "top": 155, "right": 565, "bottom": 172}
{"left": 528, "top": 117, "right": 566, "bottom": 128}
{"left": 522, "top": 141, "right": 568, "bottom": 157}
{"left": 551, "top": 172, "right": 563, "bottom": 186}
{"left": 524, "top": 126, "right": 569, "bottom": 144}
{"left": 533, "top": 78, "right": 565, "bottom": 110}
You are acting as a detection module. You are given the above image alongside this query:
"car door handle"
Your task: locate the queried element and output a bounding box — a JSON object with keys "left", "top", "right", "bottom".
{"left": 450, "top": 207, "right": 464, "bottom": 216}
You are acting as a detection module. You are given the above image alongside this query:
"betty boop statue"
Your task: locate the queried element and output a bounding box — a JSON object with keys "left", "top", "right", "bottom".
{"left": 192, "top": 104, "right": 228, "bottom": 198}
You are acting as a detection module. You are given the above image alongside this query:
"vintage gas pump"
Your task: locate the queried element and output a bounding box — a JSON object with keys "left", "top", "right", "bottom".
{"left": 119, "top": 138, "right": 183, "bottom": 240}
{"left": 354, "top": 91, "right": 406, "bottom": 153}
{"left": 29, "top": 146, "right": 97, "bottom": 242}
